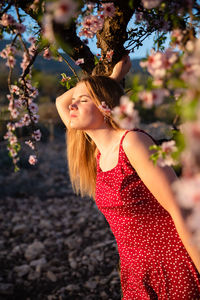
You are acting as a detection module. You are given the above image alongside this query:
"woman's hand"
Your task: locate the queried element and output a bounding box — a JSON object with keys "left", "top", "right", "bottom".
{"left": 110, "top": 55, "right": 132, "bottom": 82}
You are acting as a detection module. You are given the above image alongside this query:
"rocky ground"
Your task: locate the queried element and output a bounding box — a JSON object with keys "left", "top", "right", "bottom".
{"left": 0, "top": 129, "right": 121, "bottom": 300}
{"left": 0, "top": 123, "right": 171, "bottom": 300}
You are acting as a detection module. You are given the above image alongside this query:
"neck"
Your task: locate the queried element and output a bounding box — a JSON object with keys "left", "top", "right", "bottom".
{"left": 85, "top": 126, "right": 123, "bottom": 154}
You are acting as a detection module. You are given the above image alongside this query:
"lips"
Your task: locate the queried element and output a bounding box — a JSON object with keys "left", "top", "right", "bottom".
{"left": 70, "top": 114, "right": 78, "bottom": 118}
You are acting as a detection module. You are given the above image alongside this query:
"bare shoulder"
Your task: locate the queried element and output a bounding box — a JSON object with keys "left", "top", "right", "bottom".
{"left": 123, "top": 130, "right": 156, "bottom": 153}
{"left": 122, "top": 130, "right": 157, "bottom": 171}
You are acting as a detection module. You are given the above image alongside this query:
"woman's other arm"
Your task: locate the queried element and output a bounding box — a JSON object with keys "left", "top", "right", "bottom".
{"left": 109, "top": 55, "right": 132, "bottom": 82}
{"left": 55, "top": 87, "right": 75, "bottom": 129}
{"left": 123, "top": 131, "right": 200, "bottom": 273}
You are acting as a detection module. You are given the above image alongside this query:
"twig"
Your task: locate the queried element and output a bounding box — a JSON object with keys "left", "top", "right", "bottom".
{"left": 0, "top": 1, "right": 13, "bottom": 18}
{"left": 58, "top": 52, "right": 80, "bottom": 81}
{"left": 14, "top": 3, "right": 30, "bottom": 59}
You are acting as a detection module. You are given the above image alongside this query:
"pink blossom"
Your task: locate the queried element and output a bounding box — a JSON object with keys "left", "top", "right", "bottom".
{"left": 75, "top": 58, "right": 84, "bottom": 65}
{"left": 112, "top": 96, "right": 140, "bottom": 130}
{"left": 43, "top": 48, "right": 52, "bottom": 60}
{"left": 32, "top": 114, "right": 39, "bottom": 123}
{"left": 181, "top": 121, "right": 200, "bottom": 160}
{"left": 87, "top": 3, "right": 95, "bottom": 10}
{"left": 101, "top": 3, "right": 116, "bottom": 17}
{"left": 47, "top": 0, "right": 77, "bottom": 24}
{"left": 14, "top": 23, "right": 26, "bottom": 34}
{"left": 139, "top": 89, "right": 169, "bottom": 108}
{"left": 32, "top": 129, "right": 42, "bottom": 141}
{"left": 142, "top": 0, "right": 162, "bottom": 9}
{"left": 7, "top": 122, "right": 15, "bottom": 131}
{"left": 29, "top": 0, "right": 40, "bottom": 11}
{"left": 61, "top": 75, "right": 71, "bottom": 82}
{"left": 173, "top": 174, "right": 200, "bottom": 209}
{"left": 20, "top": 53, "right": 30, "bottom": 72}
{"left": 80, "top": 15, "right": 104, "bottom": 38}
{"left": 171, "top": 29, "right": 184, "bottom": 47}
{"left": 21, "top": 114, "right": 31, "bottom": 126}
{"left": 25, "top": 140, "right": 35, "bottom": 150}
{"left": 106, "top": 50, "right": 114, "bottom": 62}
{"left": 185, "top": 40, "right": 195, "bottom": 52}
{"left": 29, "top": 102, "right": 38, "bottom": 114}
{"left": 42, "top": 14, "right": 55, "bottom": 43}
{"left": 4, "top": 131, "right": 12, "bottom": 140}
{"left": 9, "top": 148, "right": 17, "bottom": 158}
{"left": 29, "top": 155, "right": 37, "bottom": 165}
{"left": 161, "top": 140, "right": 177, "bottom": 154}
{"left": 28, "top": 37, "right": 36, "bottom": 44}
{"left": 6, "top": 56, "right": 16, "bottom": 69}
{"left": 156, "top": 140, "right": 178, "bottom": 167}
{"left": 29, "top": 43, "right": 37, "bottom": 56}
{"left": 135, "top": 12, "right": 143, "bottom": 23}
{"left": 0, "top": 45, "right": 16, "bottom": 58}
{"left": 9, "top": 135, "right": 18, "bottom": 145}
{"left": 14, "top": 99, "right": 22, "bottom": 109}
{"left": 98, "top": 102, "right": 112, "bottom": 115}
{"left": 10, "top": 108, "right": 19, "bottom": 119}
{"left": 0, "top": 13, "right": 15, "bottom": 26}
{"left": 29, "top": 88, "right": 39, "bottom": 99}
{"left": 140, "top": 49, "right": 177, "bottom": 80}
{"left": 79, "top": 27, "right": 94, "bottom": 39}
{"left": 10, "top": 85, "right": 20, "bottom": 95}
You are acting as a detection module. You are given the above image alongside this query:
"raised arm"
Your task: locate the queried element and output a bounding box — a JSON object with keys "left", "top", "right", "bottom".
{"left": 123, "top": 130, "right": 200, "bottom": 273}
{"left": 55, "top": 55, "right": 131, "bottom": 128}
{"left": 55, "top": 87, "right": 75, "bottom": 129}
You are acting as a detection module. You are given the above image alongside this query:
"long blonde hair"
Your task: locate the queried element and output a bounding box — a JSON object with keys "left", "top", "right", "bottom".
{"left": 67, "top": 76, "right": 125, "bottom": 199}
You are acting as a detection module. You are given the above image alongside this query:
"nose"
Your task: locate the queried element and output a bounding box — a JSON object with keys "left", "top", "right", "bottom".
{"left": 69, "top": 102, "right": 78, "bottom": 110}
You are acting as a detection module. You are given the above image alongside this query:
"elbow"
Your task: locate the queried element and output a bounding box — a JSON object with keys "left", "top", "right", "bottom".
{"left": 55, "top": 96, "right": 61, "bottom": 107}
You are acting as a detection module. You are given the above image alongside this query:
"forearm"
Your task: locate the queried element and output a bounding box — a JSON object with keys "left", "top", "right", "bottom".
{"left": 171, "top": 208, "right": 200, "bottom": 273}
{"left": 56, "top": 87, "right": 75, "bottom": 128}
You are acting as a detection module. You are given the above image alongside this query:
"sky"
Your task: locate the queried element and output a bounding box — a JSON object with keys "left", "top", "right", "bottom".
{"left": 6, "top": 7, "right": 170, "bottom": 60}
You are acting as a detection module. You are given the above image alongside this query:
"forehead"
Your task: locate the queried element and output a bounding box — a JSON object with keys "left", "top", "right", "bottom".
{"left": 73, "top": 82, "right": 91, "bottom": 98}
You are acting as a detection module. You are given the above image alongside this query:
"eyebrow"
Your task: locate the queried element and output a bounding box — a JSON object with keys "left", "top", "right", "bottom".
{"left": 71, "top": 95, "right": 91, "bottom": 100}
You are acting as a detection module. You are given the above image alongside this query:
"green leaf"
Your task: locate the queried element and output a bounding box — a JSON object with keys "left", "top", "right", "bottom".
{"left": 94, "top": 56, "right": 99, "bottom": 65}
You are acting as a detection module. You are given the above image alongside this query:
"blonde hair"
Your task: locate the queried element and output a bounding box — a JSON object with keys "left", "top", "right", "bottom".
{"left": 67, "top": 76, "right": 125, "bottom": 199}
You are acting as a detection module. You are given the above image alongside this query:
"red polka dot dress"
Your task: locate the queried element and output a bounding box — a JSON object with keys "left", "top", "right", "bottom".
{"left": 95, "top": 129, "right": 200, "bottom": 299}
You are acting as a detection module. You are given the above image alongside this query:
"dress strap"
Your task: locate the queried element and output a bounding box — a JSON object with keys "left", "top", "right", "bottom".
{"left": 119, "top": 130, "right": 131, "bottom": 147}
{"left": 119, "top": 128, "right": 157, "bottom": 147}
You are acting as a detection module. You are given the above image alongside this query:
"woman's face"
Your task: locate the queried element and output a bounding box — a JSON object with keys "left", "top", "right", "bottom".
{"left": 69, "top": 82, "right": 104, "bottom": 130}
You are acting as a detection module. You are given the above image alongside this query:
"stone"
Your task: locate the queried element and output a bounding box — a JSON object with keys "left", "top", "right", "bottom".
{"left": 0, "top": 283, "right": 14, "bottom": 295}
{"left": 25, "top": 241, "right": 45, "bottom": 261}
{"left": 30, "top": 257, "right": 47, "bottom": 272}
{"left": 85, "top": 279, "right": 97, "bottom": 290}
{"left": 46, "top": 271, "right": 57, "bottom": 282}
{"left": 12, "top": 224, "right": 27, "bottom": 235}
{"left": 14, "top": 265, "right": 30, "bottom": 277}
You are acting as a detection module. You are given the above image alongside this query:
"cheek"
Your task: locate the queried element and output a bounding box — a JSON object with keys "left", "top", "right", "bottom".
{"left": 89, "top": 107, "right": 104, "bottom": 123}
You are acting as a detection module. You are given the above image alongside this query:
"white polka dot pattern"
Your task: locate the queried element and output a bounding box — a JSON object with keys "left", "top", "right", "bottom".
{"left": 95, "top": 129, "right": 200, "bottom": 299}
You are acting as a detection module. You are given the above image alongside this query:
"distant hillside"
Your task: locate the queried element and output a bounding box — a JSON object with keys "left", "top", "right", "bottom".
{"left": 0, "top": 39, "right": 143, "bottom": 76}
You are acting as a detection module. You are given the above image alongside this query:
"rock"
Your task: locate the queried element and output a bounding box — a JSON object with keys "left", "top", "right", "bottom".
{"left": 27, "top": 271, "right": 41, "bottom": 281}
{"left": 0, "top": 283, "right": 14, "bottom": 295}
{"left": 30, "top": 257, "right": 47, "bottom": 272}
{"left": 25, "top": 241, "right": 45, "bottom": 261}
{"left": 68, "top": 258, "right": 77, "bottom": 269}
{"left": 14, "top": 264, "right": 30, "bottom": 277}
{"left": 65, "top": 284, "right": 80, "bottom": 291}
{"left": 46, "top": 271, "right": 57, "bottom": 282}
{"left": 0, "top": 240, "right": 5, "bottom": 250}
{"left": 12, "top": 224, "right": 27, "bottom": 235}
{"left": 85, "top": 279, "right": 97, "bottom": 290}
{"left": 39, "top": 219, "right": 52, "bottom": 229}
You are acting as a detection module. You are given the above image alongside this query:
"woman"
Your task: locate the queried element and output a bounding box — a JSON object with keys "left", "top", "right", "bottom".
{"left": 56, "top": 55, "right": 200, "bottom": 299}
